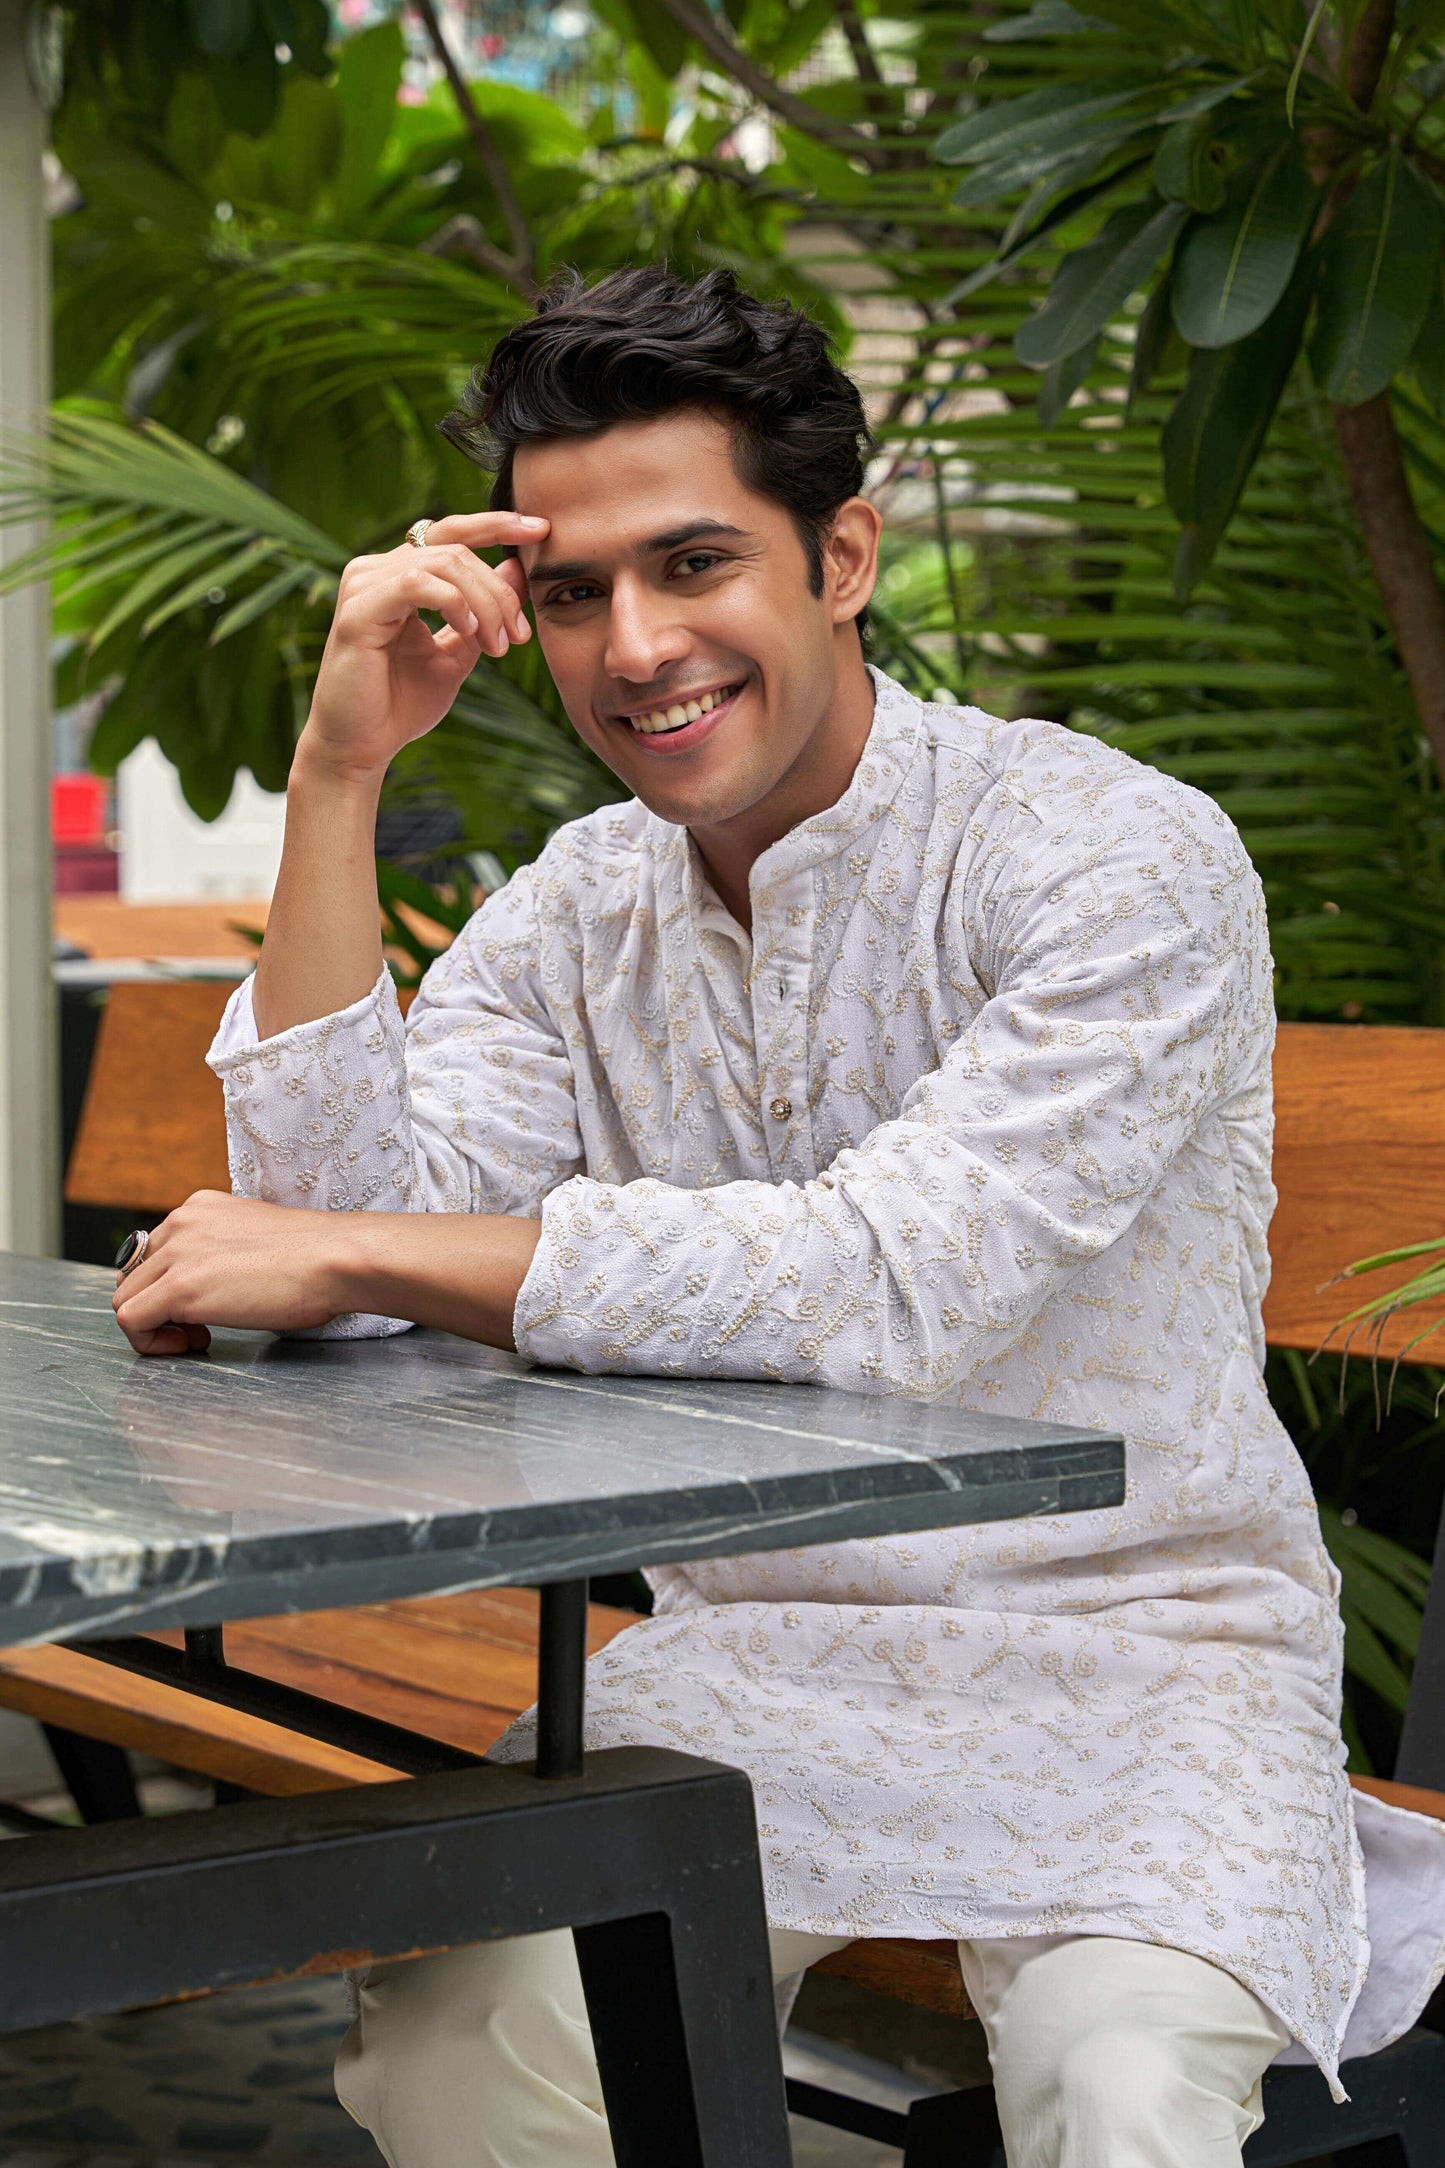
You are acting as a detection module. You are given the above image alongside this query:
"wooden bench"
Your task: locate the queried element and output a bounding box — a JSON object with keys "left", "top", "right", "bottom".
{"left": 18, "top": 1020, "right": 1445, "bottom": 2040}
{"left": 0, "top": 1589, "right": 638, "bottom": 1799}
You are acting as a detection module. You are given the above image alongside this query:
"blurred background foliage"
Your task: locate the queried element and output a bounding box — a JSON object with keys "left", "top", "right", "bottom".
{"left": 7, "top": 0, "right": 1445, "bottom": 1763}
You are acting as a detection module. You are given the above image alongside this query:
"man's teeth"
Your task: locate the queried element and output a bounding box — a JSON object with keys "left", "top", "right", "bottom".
{"left": 628, "top": 685, "right": 737, "bottom": 734}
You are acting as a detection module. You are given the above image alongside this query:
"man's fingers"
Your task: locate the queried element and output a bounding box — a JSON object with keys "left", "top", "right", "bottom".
{"left": 122, "top": 1320, "right": 208, "bottom": 1359}
{"left": 423, "top": 512, "right": 548, "bottom": 551}
{"left": 116, "top": 1254, "right": 209, "bottom": 1335}
{"left": 346, "top": 559, "right": 526, "bottom": 658}
{"left": 405, "top": 547, "right": 531, "bottom": 650}
{"left": 113, "top": 1252, "right": 164, "bottom": 1312}
{"left": 116, "top": 1280, "right": 174, "bottom": 1335}
{"left": 400, "top": 569, "right": 482, "bottom": 644}
{"left": 493, "top": 556, "right": 530, "bottom": 611}
{"left": 424, "top": 549, "right": 530, "bottom": 650}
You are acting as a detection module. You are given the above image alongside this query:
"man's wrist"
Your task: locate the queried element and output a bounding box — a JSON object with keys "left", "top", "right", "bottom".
{"left": 321, "top": 1211, "right": 544, "bottom": 1350}
{"left": 326, "top": 1211, "right": 397, "bottom": 1317}
{"left": 289, "top": 730, "right": 388, "bottom": 803}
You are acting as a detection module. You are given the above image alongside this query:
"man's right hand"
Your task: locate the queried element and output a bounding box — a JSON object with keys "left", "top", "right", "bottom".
{"left": 250, "top": 508, "right": 548, "bottom": 1042}
{"left": 297, "top": 510, "right": 550, "bottom": 786}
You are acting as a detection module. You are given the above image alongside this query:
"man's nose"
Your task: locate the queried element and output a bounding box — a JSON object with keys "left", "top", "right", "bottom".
{"left": 603, "top": 576, "right": 691, "bottom": 684}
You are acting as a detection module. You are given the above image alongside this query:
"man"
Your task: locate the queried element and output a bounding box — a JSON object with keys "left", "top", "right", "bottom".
{"left": 113, "top": 266, "right": 1442, "bottom": 2167}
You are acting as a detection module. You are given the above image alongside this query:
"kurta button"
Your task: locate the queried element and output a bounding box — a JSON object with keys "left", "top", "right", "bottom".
{"left": 770, "top": 1095, "right": 793, "bottom": 1122}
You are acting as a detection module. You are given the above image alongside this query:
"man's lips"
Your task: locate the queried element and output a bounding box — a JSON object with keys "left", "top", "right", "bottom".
{"left": 606, "top": 681, "right": 745, "bottom": 754}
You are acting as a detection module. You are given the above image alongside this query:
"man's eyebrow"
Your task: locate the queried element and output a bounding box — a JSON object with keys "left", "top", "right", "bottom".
{"left": 528, "top": 520, "right": 751, "bottom": 585}
{"left": 641, "top": 519, "right": 750, "bottom": 554}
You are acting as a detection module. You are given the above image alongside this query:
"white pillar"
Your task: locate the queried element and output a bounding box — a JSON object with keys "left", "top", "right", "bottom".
{"left": 0, "top": 0, "right": 58, "bottom": 1256}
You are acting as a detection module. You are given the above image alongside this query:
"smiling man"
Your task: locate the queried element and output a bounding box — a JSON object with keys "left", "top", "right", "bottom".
{"left": 110, "top": 267, "right": 1443, "bottom": 2168}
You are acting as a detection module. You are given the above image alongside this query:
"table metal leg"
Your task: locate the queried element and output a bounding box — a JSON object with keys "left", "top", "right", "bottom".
{"left": 183, "top": 1625, "right": 227, "bottom": 1678}
{"left": 55, "top": 1599, "right": 785, "bottom": 2163}
{"left": 41, "top": 1724, "right": 140, "bottom": 1823}
{"left": 536, "top": 1577, "right": 588, "bottom": 1779}
{"left": 577, "top": 1879, "right": 788, "bottom": 2168}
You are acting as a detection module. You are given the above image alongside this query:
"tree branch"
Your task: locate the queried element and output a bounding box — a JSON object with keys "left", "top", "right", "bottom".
{"left": 420, "top": 211, "right": 529, "bottom": 287}
{"left": 596, "top": 151, "right": 810, "bottom": 201}
{"left": 1333, "top": 395, "right": 1445, "bottom": 783}
{"left": 836, "top": 0, "right": 894, "bottom": 140}
{"left": 412, "top": 0, "right": 538, "bottom": 296}
{"left": 647, "top": 0, "right": 881, "bottom": 162}
{"left": 1316, "top": 0, "right": 1445, "bottom": 787}
{"left": 1346, "top": 0, "right": 1396, "bottom": 110}
{"left": 836, "top": 0, "right": 883, "bottom": 88}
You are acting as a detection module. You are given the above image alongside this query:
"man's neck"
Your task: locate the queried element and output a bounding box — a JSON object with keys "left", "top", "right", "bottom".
{"left": 688, "top": 648, "right": 876, "bottom": 930}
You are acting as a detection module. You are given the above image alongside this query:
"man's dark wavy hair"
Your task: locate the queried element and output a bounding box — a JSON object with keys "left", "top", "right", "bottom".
{"left": 441, "top": 265, "right": 874, "bottom": 626}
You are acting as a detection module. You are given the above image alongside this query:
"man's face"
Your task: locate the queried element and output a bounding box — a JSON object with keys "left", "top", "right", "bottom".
{"left": 512, "top": 410, "right": 876, "bottom": 832}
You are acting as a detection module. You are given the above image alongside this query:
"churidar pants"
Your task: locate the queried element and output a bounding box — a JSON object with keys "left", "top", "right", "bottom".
{"left": 335, "top": 1925, "right": 1290, "bottom": 2168}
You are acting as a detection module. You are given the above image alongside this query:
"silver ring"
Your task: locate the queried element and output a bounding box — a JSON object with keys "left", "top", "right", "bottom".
{"left": 405, "top": 518, "right": 433, "bottom": 550}
{"left": 115, "top": 1227, "right": 149, "bottom": 1277}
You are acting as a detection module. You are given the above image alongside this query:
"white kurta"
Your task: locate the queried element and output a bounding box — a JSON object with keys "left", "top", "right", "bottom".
{"left": 211, "top": 670, "right": 1445, "bottom": 2086}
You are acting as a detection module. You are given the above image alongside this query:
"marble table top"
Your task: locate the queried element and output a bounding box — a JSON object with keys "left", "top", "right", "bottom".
{"left": 1, "top": 1255, "right": 1125, "bottom": 1643}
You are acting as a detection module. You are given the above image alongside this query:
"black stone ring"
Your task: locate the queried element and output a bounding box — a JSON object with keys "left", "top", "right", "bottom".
{"left": 115, "top": 1228, "right": 149, "bottom": 1277}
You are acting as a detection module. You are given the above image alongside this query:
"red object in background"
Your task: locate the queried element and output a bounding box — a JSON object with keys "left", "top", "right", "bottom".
{"left": 53, "top": 774, "right": 108, "bottom": 847}
{"left": 52, "top": 773, "right": 118, "bottom": 895}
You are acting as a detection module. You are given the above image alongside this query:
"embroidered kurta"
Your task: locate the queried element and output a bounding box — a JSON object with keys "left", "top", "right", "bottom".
{"left": 211, "top": 670, "right": 1445, "bottom": 2085}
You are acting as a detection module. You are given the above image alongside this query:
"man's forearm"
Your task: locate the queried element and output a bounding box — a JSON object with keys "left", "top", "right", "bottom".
{"left": 111, "top": 1193, "right": 544, "bottom": 1358}
{"left": 252, "top": 749, "right": 385, "bottom": 1042}
{"left": 337, "top": 1211, "right": 543, "bottom": 1349}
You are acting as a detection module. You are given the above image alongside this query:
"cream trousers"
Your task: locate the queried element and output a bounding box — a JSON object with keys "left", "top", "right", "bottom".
{"left": 335, "top": 1925, "right": 1289, "bottom": 2168}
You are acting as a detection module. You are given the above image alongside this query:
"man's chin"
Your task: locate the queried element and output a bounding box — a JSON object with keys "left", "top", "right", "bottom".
{"left": 628, "top": 776, "right": 760, "bottom": 829}
{"left": 600, "top": 740, "right": 769, "bottom": 829}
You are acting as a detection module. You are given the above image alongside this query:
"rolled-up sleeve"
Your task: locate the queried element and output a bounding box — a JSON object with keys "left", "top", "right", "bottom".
{"left": 208, "top": 864, "right": 585, "bottom": 1334}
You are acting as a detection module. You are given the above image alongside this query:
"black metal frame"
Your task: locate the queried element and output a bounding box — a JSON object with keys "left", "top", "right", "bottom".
{"left": 41, "top": 1724, "right": 141, "bottom": 1822}
{"left": 75, "top": 1579, "right": 593, "bottom": 1780}
{"left": 82, "top": 1630, "right": 482, "bottom": 1777}
{"left": 0, "top": 1744, "right": 791, "bottom": 2167}
{"left": 3, "top": 1576, "right": 792, "bottom": 2163}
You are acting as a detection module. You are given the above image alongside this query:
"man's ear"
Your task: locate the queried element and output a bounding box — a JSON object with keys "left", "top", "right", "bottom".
{"left": 824, "top": 498, "right": 882, "bottom": 624}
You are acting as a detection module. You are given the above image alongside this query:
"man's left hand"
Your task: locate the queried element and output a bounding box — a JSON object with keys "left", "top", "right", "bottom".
{"left": 113, "top": 1191, "right": 348, "bottom": 1357}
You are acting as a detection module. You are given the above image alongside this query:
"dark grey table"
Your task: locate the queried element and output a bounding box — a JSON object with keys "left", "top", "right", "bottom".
{"left": 0, "top": 1254, "right": 1125, "bottom": 2166}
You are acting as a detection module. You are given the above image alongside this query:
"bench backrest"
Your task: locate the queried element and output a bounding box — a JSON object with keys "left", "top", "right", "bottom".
{"left": 65, "top": 981, "right": 234, "bottom": 1213}
{"left": 1265, "top": 1023, "right": 1445, "bottom": 1361}
{"left": 1256, "top": 1025, "right": 1445, "bottom": 1791}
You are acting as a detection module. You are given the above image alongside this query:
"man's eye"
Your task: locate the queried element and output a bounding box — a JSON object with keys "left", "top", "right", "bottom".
{"left": 675, "top": 552, "right": 723, "bottom": 576}
{"left": 547, "top": 583, "right": 601, "bottom": 606}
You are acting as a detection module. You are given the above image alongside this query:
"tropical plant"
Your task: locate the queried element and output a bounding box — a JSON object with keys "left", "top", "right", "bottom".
{"left": 1270, "top": 1345, "right": 1442, "bottom": 1768}
{"left": 3, "top": 11, "right": 827, "bottom": 837}
{"left": 929, "top": 0, "right": 1445, "bottom": 788}
{"left": 1330, "top": 1226, "right": 1445, "bottom": 1357}
{"left": 48, "top": 0, "right": 332, "bottom": 137}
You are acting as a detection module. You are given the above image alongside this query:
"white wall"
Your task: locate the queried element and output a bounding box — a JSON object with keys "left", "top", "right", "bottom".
{"left": 118, "top": 739, "right": 287, "bottom": 903}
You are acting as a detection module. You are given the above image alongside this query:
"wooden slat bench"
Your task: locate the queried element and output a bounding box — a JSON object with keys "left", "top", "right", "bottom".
{"left": 17, "top": 1014, "right": 1445, "bottom": 2041}
{"left": 0, "top": 1589, "right": 637, "bottom": 1799}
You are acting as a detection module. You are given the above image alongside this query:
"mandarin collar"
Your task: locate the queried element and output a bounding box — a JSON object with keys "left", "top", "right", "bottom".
{"left": 645, "top": 668, "right": 924, "bottom": 923}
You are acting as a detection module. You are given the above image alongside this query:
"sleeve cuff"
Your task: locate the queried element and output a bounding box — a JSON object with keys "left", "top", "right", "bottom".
{"left": 512, "top": 1177, "right": 589, "bottom": 1367}
{"left": 207, "top": 967, "right": 402, "bottom": 1075}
